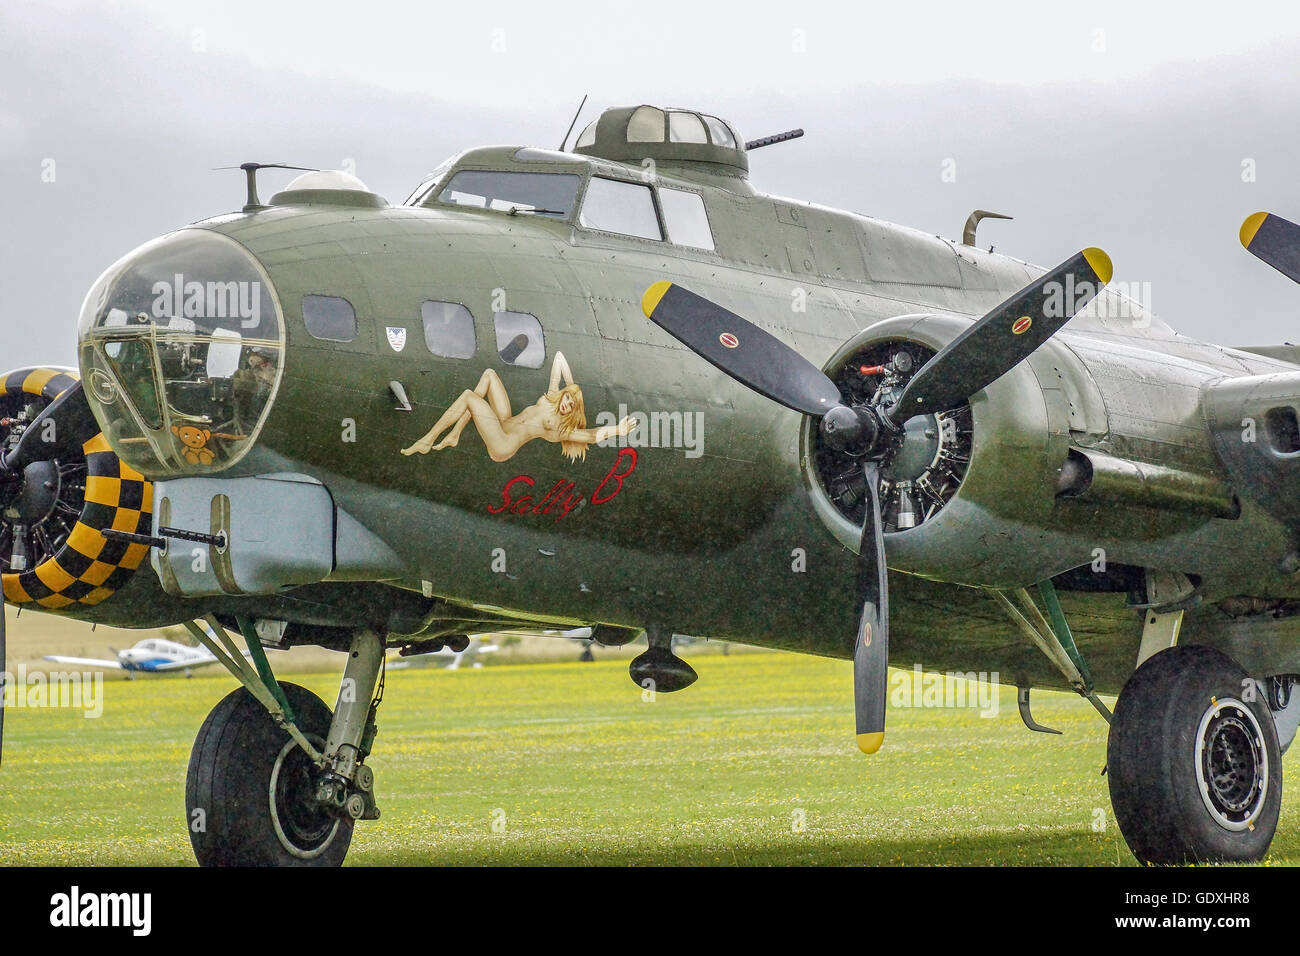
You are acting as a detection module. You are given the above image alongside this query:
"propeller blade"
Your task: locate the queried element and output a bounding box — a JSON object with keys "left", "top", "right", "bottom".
{"left": 889, "top": 248, "right": 1112, "bottom": 422}
{"left": 1241, "top": 212, "right": 1300, "bottom": 286}
{"left": 641, "top": 281, "right": 843, "bottom": 417}
{"left": 854, "top": 460, "right": 889, "bottom": 754}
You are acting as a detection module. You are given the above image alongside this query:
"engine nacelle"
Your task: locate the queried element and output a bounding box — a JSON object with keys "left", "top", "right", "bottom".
{"left": 0, "top": 367, "right": 153, "bottom": 611}
{"left": 801, "top": 315, "right": 1095, "bottom": 589}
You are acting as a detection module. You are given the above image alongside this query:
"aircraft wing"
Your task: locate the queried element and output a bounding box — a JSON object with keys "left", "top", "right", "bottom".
{"left": 43, "top": 655, "right": 123, "bottom": 670}
{"left": 146, "top": 655, "right": 220, "bottom": 672}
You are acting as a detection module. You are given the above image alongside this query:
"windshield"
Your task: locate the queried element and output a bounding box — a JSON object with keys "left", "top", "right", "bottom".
{"left": 403, "top": 156, "right": 457, "bottom": 206}
{"left": 435, "top": 170, "right": 580, "bottom": 219}
{"left": 77, "top": 229, "right": 283, "bottom": 476}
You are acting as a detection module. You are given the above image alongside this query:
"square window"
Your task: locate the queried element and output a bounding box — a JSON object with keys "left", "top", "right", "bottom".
{"left": 302, "top": 295, "right": 357, "bottom": 342}
{"left": 659, "top": 188, "right": 715, "bottom": 250}
{"left": 493, "top": 312, "right": 545, "bottom": 368}
{"left": 422, "top": 301, "right": 477, "bottom": 359}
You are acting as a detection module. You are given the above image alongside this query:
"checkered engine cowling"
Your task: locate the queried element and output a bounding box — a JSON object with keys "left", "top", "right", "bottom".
{"left": 0, "top": 367, "right": 153, "bottom": 610}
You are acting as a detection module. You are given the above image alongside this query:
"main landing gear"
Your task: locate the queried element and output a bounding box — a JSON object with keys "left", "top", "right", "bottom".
{"left": 182, "top": 617, "right": 384, "bottom": 867}
{"left": 1108, "top": 645, "right": 1281, "bottom": 864}
{"left": 997, "top": 573, "right": 1289, "bottom": 864}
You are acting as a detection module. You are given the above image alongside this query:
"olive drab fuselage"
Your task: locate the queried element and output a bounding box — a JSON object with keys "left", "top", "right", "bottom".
{"left": 52, "top": 112, "right": 1300, "bottom": 696}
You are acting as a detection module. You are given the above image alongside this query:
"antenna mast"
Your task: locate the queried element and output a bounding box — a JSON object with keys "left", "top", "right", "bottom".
{"left": 559, "top": 94, "right": 589, "bottom": 152}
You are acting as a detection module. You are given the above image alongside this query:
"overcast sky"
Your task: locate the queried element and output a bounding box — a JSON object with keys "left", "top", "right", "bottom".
{"left": 3, "top": 0, "right": 1300, "bottom": 369}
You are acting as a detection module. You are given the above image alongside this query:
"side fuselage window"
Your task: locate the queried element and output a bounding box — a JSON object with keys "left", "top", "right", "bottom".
{"left": 493, "top": 311, "right": 545, "bottom": 368}
{"left": 659, "top": 188, "right": 715, "bottom": 251}
{"left": 579, "top": 178, "right": 662, "bottom": 241}
{"left": 302, "top": 295, "right": 357, "bottom": 343}
{"left": 422, "top": 301, "right": 477, "bottom": 359}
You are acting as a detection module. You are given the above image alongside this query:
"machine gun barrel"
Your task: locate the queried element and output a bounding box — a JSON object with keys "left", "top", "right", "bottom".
{"left": 744, "top": 128, "right": 804, "bottom": 151}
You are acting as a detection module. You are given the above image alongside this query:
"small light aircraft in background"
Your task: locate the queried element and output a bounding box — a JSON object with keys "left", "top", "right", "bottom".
{"left": 45, "top": 635, "right": 225, "bottom": 677}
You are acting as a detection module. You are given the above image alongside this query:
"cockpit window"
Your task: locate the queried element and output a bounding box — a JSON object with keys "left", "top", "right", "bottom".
{"left": 404, "top": 177, "right": 439, "bottom": 206}
{"left": 579, "top": 178, "right": 662, "bottom": 241}
{"left": 77, "top": 229, "right": 283, "bottom": 475}
{"left": 404, "top": 157, "right": 457, "bottom": 206}
{"left": 436, "top": 170, "right": 580, "bottom": 219}
{"left": 659, "top": 188, "right": 715, "bottom": 251}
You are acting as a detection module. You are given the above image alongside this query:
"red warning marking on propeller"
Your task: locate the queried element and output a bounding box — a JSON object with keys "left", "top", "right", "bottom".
{"left": 862, "top": 622, "right": 872, "bottom": 647}
{"left": 719, "top": 332, "right": 739, "bottom": 349}
{"left": 1012, "top": 316, "right": 1033, "bottom": 335}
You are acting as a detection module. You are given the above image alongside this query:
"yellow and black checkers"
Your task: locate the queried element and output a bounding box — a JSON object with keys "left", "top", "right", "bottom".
{"left": 0, "top": 367, "right": 153, "bottom": 610}
{"left": 3, "top": 366, "right": 79, "bottom": 404}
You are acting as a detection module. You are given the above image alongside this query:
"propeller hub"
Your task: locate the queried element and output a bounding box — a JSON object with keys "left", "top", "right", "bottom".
{"left": 820, "top": 404, "right": 881, "bottom": 456}
{"left": 882, "top": 414, "right": 939, "bottom": 482}
{"left": 2, "top": 460, "right": 60, "bottom": 525}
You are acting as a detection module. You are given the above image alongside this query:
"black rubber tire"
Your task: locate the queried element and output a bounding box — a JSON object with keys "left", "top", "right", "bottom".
{"left": 186, "top": 682, "right": 353, "bottom": 867}
{"left": 1108, "top": 645, "right": 1281, "bottom": 864}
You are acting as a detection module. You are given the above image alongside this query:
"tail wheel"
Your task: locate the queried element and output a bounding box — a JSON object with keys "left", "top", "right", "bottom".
{"left": 0, "top": 367, "right": 152, "bottom": 610}
{"left": 187, "top": 682, "right": 354, "bottom": 867}
{"left": 1108, "top": 644, "right": 1282, "bottom": 864}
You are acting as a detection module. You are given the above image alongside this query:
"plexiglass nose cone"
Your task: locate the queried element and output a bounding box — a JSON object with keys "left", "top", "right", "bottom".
{"left": 77, "top": 230, "right": 283, "bottom": 476}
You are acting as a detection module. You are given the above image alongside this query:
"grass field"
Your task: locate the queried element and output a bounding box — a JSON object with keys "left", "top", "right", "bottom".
{"left": 3, "top": 651, "right": 1299, "bottom": 866}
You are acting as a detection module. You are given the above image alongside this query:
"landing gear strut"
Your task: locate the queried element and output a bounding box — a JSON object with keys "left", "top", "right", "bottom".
{"left": 1108, "top": 645, "right": 1282, "bottom": 864}
{"left": 184, "top": 622, "right": 386, "bottom": 867}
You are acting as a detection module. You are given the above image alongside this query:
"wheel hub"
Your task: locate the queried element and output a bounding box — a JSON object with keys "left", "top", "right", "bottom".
{"left": 269, "top": 736, "right": 340, "bottom": 859}
{"left": 1195, "top": 698, "right": 1268, "bottom": 830}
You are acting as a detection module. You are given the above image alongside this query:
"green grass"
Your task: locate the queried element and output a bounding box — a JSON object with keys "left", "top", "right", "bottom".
{"left": 2, "top": 652, "right": 1297, "bottom": 865}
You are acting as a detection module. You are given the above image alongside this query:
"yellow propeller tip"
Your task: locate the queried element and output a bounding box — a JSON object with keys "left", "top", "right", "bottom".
{"left": 641, "top": 281, "right": 672, "bottom": 318}
{"left": 1082, "top": 247, "right": 1113, "bottom": 286}
{"left": 856, "top": 731, "right": 884, "bottom": 755}
{"left": 1241, "top": 211, "right": 1269, "bottom": 249}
